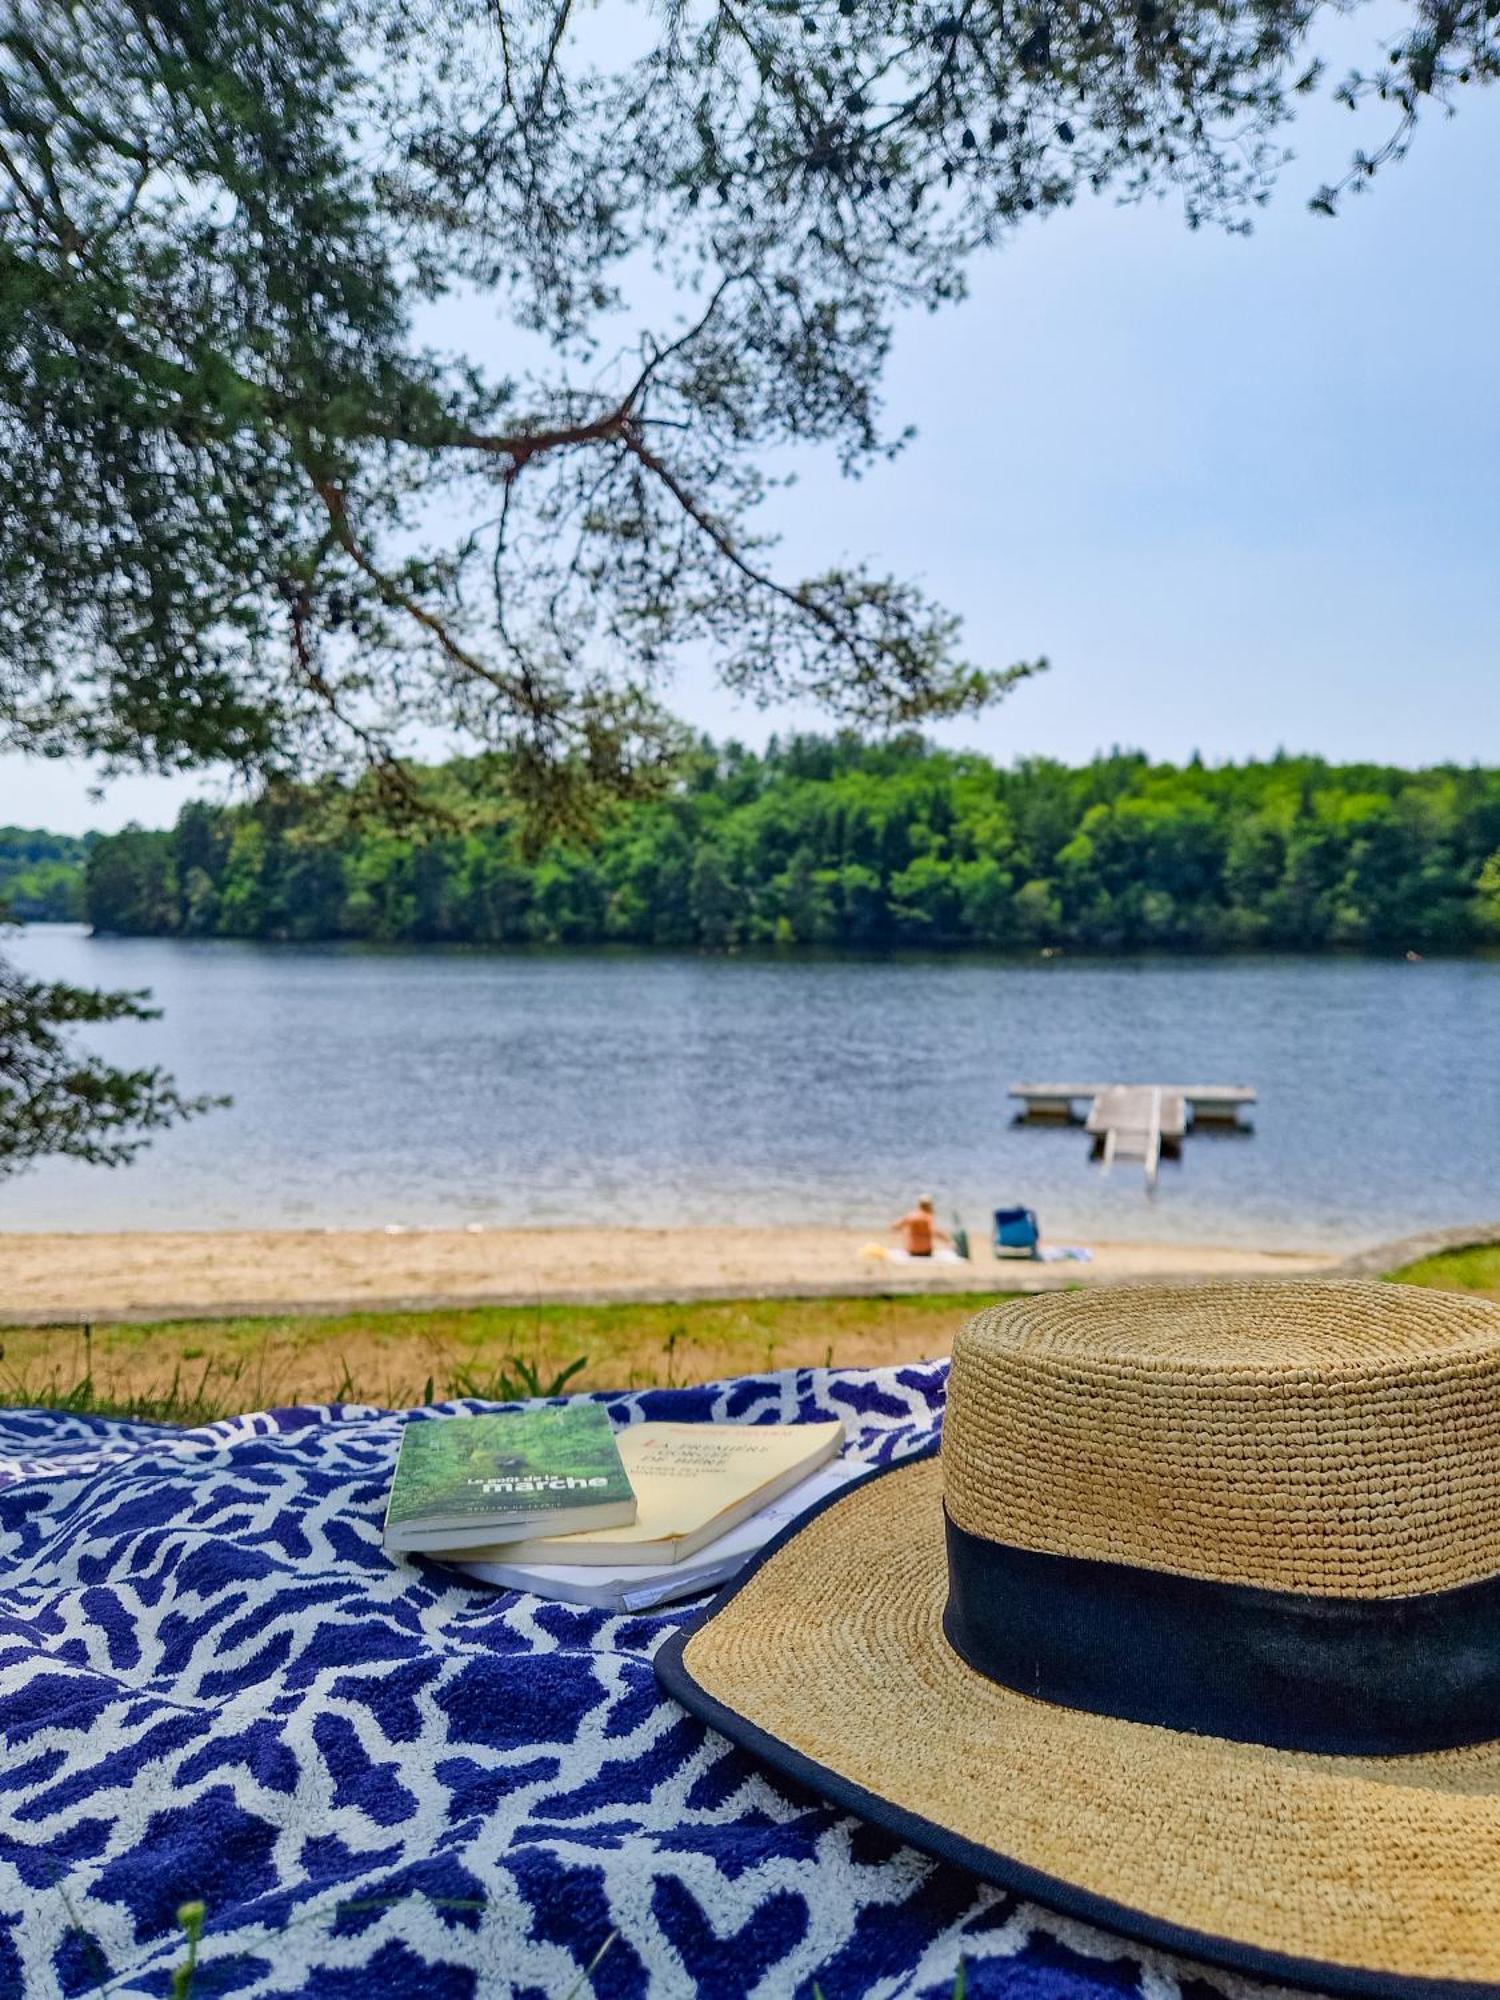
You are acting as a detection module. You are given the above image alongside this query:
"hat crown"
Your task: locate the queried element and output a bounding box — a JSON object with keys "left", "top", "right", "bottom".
{"left": 943, "top": 1281, "right": 1500, "bottom": 1598}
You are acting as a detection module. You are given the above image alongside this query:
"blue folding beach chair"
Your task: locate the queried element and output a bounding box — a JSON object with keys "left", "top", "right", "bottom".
{"left": 992, "top": 1205, "right": 1040, "bottom": 1259}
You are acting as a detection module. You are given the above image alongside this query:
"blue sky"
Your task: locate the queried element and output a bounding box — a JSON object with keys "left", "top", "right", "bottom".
{"left": 6, "top": 55, "right": 1498, "bottom": 833}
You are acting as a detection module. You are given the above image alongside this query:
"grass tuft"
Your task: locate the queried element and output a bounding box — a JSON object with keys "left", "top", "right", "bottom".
{"left": 450, "top": 1354, "right": 589, "bottom": 1403}
{"left": 1389, "top": 1242, "right": 1500, "bottom": 1301}
{"left": 172, "top": 1902, "right": 206, "bottom": 2000}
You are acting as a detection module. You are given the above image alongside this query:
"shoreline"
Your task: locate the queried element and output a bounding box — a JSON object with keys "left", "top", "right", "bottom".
{"left": 0, "top": 1224, "right": 1345, "bottom": 1326}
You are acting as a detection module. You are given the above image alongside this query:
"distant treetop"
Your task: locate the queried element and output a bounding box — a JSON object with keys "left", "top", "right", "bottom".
{"left": 76, "top": 739, "right": 1500, "bottom": 955}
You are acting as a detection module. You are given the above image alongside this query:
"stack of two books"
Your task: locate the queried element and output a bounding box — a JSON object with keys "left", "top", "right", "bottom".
{"left": 382, "top": 1403, "right": 853, "bottom": 1612}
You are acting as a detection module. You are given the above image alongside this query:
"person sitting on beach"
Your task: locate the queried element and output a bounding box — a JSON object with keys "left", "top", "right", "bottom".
{"left": 890, "top": 1195, "right": 951, "bottom": 1259}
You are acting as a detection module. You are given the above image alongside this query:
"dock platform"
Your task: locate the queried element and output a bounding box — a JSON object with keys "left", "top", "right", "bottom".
{"left": 1010, "top": 1080, "right": 1256, "bottom": 1188}
{"left": 1010, "top": 1082, "right": 1255, "bottom": 1126}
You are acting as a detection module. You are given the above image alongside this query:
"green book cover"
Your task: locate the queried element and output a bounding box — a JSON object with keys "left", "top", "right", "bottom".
{"left": 383, "top": 1405, "right": 635, "bottom": 1553}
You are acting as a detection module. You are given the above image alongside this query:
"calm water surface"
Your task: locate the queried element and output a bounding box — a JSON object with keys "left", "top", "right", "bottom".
{"left": 6, "top": 926, "right": 1498, "bottom": 1248}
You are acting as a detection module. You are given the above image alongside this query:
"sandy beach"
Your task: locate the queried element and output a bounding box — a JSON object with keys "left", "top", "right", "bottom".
{"left": 0, "top": 1225, "right": 1343, "bottom": 1325}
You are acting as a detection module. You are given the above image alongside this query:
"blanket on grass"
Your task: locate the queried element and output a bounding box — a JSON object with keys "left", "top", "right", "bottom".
{"left": 1, "top": 1364, "right": 1278, "bottom": 2000}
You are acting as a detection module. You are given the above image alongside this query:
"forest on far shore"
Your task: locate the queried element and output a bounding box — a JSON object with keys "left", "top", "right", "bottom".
{"left": 11, "top": 737, "right": 1500, "bottom": 954}
{"left": 0, "top": 826, "right": 89, "bottom": 922}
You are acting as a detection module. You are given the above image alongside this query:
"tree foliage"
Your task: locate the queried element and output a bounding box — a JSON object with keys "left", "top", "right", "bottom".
{"left": 0, "top": 826, "right": 89, "bottom": 919}
{"left": 0, "top": 947, "right": 218, "bottom": 1180}
{"left": 79, "top": 739, "right": 1500, "bottom": 953}
{"left": 3, "top": 0, "right": 1492, "bottom": 820}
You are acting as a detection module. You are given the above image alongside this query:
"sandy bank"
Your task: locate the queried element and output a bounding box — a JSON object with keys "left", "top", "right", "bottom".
{"left": 0, "top": 1225, "right": 1341, "bottom": 1325}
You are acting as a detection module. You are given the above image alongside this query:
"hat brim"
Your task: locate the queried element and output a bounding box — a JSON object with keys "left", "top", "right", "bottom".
{"left": 655, "top": 1446, "right": 1500, "bottom": 2000}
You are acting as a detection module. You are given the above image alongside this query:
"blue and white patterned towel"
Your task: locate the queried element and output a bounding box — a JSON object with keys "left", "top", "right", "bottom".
{"left": 0, "top": 1364, "right": 1280, "bottom": 2000}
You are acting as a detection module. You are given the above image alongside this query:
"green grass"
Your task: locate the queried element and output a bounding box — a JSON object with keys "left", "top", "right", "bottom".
{"left": 9, "top": 1355, "right": 257, "bottom": 1426}
{"left": 0, "top": 1291, "right": 1002, "bottom": 1424}
{"left": 1389, "top": 1242, "right": 1500, "bottom": 1300}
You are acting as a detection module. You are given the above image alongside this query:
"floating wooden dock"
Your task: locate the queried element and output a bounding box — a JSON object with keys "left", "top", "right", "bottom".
{"left": 1010, "top": 1080, "right": 1256, "bottom": 1190}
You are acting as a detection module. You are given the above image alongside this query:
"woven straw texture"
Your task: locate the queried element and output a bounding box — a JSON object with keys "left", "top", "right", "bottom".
{"left": 943, "top": 1281, "right": 1500, "bottom": 1597}
{"left": 679, "top": 1450, "right": 1500, "bottom": 1986}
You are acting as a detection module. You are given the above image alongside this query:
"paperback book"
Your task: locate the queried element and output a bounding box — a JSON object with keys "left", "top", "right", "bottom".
{"left": 383, "top": 1405, "right": 635, "bottom": 1554}
{"left": 459, "top": 1418, "right": 845, "bottom": 1566}
{"left": 453, "top": 1453, "right": 865, "bottom": 1611}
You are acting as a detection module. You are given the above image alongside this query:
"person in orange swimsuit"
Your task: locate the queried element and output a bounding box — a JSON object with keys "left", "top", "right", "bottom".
{"left": 890, "top": 1195, "right": 951, "bottom": 1258}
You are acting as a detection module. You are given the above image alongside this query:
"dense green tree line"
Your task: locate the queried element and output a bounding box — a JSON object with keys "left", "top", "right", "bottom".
{"left": 73, "top": 739, "right": 1500, "bottom": 954}
{"left": 0, "top": 828, "right": 90, "bottom": 922}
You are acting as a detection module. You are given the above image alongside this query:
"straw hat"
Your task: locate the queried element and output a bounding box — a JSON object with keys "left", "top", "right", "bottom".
{"left": 656, "top": 1282, "right": 1500, "bottom": 1996}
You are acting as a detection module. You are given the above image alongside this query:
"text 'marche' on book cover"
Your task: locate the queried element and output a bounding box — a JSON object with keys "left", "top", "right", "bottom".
{"left": 383, "top": 1405, "right": 635, "bottom": 1554}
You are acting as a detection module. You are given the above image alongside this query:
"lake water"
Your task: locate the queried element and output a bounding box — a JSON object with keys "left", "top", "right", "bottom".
{"left": 5, "top": 926, "right": 1498, "bottom": 1249}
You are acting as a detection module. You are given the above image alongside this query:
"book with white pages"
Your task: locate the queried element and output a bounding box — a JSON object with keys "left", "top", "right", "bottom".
{"left": 450, "top": 1453, "right": 866, "bottom": 1612}
{"left": 459, "top": 1417, "right": 845, "bottom": 1567}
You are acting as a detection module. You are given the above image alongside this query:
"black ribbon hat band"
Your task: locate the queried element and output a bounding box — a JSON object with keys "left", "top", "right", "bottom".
{"left": 942, "top": 1510, "right": 1500, "bottom": 1757}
